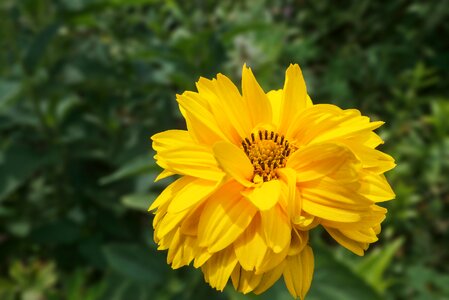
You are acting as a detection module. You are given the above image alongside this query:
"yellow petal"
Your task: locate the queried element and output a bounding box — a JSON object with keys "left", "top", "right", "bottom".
{"left": 345, "top": 143, "right": 396, "bottom": 174}
{"left": 155, "top": 207, "right": 191, "bottom": 241}
{"left": 302, "top": 197, "right": 362, "bottom": 222}
{"left": 288, "top": 228, "right": 308, "bottom": 256}
{"left": 283, "top": 245, "right": 314, "bottom": 300}
{"left": 152, "top": 130, "right": 224, "bottom": 181}
{"left": 277, "top": 167, "right": 301, "bottom": 219}
{"left": 278, "top": 64, "right": 308, "bottom": 134}
{"left": 149, "top": 176, "right": 193, "bottom": 211}
{"left": 241, "top": 64, "right": 272, "bottom": 127}
{"left": 196, "top": 77, "right": 242, "bottom": 144}
{"left": 256, "top": 244, "right": 289, "bottom": 274}
{"left": 155, "top": 225, "right": 176, "bottom": 250}
{"left": 202, "top": 247, "right": 237, "bottom": 291}
{"left": 260, "top": 204, "right": 291, "bottom": 253}
{"left": 293, "top": 211, "right": 319, "bottom": 231}
{"left": 325, "top": 227, "right": 365, "bottom": 256}
{"left": 180, "top": 202, "right": 205, "bottom": 236}
{"left": 231, "top": 267, "right": 263, "bottom": 294}
{"left": 320, "top": 205, "right": 387, "bottom": 230}
{"left": 166, "top": 229, "right": 181, "bottom": 264}
{"left": 358, "top": 173, "right": 395, "bottom": 202}
{"left": 306, "top": 94, "right": 313, "bottom": 107}
{"left": 177, "top": 92, "right": 233, "bottom": 145}
{"left": 154, "top": 169, "right": 175, "bottom": 182}
{"left": 287, "top": 104, "right": 385, "bottom": 147}
{"left": 301, "top": 180, "right": 373, "bottom": 207}
{"left": 242, "top": 180, "right": 281, "bottom": 211}
{"left": 268, "top": 88, "right": 313, "bottom": 129}
{"left": 167, "top": 230, "right": 197, "bottom": 269}
{"left": 234, "top": 214, "right": 267, "bottom": 271}
{"left": 168, "top": 178, "right": 221, "bottom": 213}
{"left": 212, "top": 73, "right": 253, "bottom": 138}
{"left": 267, "top": 89, "right": 282, "bottom": 126}
{"left": 253, "top": 261, "right": 285, "bottom": 294}
{"left": 171, "top": 235, "right": 198, "bottom": 269}
{"left": 338, "top": 228, "right": 378, "bottom": 243}
{"left": 198, "top": 181, "right": 257, "bottom": 253}
{"left": 193, "top": 248, "right": 212, "bottom": 268}
{"left": 313, "top": 120, "right": 385, "bottom": 144}
{"left": 287, "top": 143, "right": 359, "bottom": 182}
{"left": 213, "top": 141, "right": 254, "bottom": 187}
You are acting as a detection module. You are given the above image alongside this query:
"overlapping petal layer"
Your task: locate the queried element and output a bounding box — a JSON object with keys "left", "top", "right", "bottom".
{"left": 150, "top": 64, "right": 395, "bottom": 299}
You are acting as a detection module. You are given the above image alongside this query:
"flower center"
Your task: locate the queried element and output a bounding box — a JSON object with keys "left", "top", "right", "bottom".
{"left": 242, "top": 130, "right": 296, "bottom": 183}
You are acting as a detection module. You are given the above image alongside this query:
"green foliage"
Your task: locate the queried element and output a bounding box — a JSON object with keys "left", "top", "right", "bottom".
{"left": 0, "top": 260, "right": 57, "bottom": 300}
{"left": 1, "top": 0, "right": 448, "bottom": 299}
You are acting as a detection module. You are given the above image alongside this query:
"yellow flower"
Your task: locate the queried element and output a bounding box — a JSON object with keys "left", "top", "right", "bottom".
{"left": 149, "top": 64, "right": 395, "bottom": 299}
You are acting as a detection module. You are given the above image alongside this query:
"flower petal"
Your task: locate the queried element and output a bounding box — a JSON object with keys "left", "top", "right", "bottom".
{"left": 302, "top": 197, "right": 362, "bottom": 223}
{"left": 242, "top": 180, "right": 281, "bottom": 210}
{"left": 267, "top": 89, "right": 282, "bottom": 126}
{"left": 152, "top": 130, "right": 224, "bottom": 181}
{"left": 288, "top": 229, "right": 308, "bottom": 256}
{"left": 320, "top": 205, "right": 387, "bottom": 230}
{"left": 198, "top": 181, "right": 257, "bottom": 253}
{"left": 202, "top": 247, "right": 237, "bottom": 291}
{"left": 345, "top": 143, "right": 396, "bottom": 174}
{"left": 231, "top": 266, "right": 263, "bottom": 294}
{"left": 358, "top": 173, "right": 395, "bottom": 202}
{"left": 253, "top": 262, "right": 285, "bottom": 294}
{"left": 242, "top": 64, "right": 272, "bottom": 127}
{"left": 167, "top": 230, "right": 198, "bottom": 269}
{"left": 301, "top": 179, "right": 373, "bottom": 208}
{"left": 260, "top": 204, "right": 291, "bottom": 253}
{"left": 195, "top": 77, "right": 245, "bottom": 144}
{"left": 283, "top": 245, "right": 314, "bottom": 300}
{"left": 234, "top": 213, "right": 267, "bottom": 271}
{"left": 177, "top": 92, "right": 235, "bottom": 145}
{"left": 287, "top": 143, "right": 359, "bottom": 182}
{"left": 149, "top": 176, "right": 193, "bottom": 211}
{"left": 213, "top": 141, "right": 254, "bottom": 187}
{"left": 256, "top": 244, "right": 289, "bottom": 274}
{"left": 196, "top": 74, "right": 253, "bottom": 140}
{"left": 338, "top": 228, "right": 378, "bottom": 243}
{"left": 180, "top": 202, "right": 205, "bottom": 236}
{"left": 155, "top": 207, "right": 192, "bottom": 241}
{"left": 168, "top": 178, "right": 221, "bottom": 214}
{"left": 325, "top": 227, "right": 366, "bottom": 256}
{"left": 288, "top": 104, "right": 385, "bottom": 146}
{"left": 193, "top": 248, "right": 212, "bottom": 268}
{"left": 278, "top": 64, "right": 308, "bottom": 134}
{"left": 154, "top": 169, "right": 175, "bottom": 182}
{"left": 277, "top": 167, "right": 301, "bottom": 219}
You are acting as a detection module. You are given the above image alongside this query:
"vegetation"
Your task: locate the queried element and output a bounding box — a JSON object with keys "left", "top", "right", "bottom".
{"left": 1, "top": 1, "right": 448, "bottom": 299}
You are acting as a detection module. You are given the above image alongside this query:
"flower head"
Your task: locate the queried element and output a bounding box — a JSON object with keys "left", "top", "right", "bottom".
{"left": 150, "top": 64, "right": 395, "bottom": 299}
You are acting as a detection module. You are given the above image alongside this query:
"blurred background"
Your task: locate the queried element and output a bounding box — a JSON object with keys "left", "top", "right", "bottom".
{"left": 1, "top": 1, "right": 449, "bottom": 299}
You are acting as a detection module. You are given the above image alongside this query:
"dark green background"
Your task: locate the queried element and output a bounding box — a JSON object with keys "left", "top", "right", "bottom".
{"left": 1, "top": 1, "right": 448, "bottom": 299}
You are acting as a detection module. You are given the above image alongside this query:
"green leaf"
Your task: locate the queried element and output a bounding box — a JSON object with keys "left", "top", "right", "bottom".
{"left": 0, "top": 144, "right": 51, "bottom": 202}
{"left": 30, "top": 220, "right": 82, "bottom": 245}
{"left": 0, "top": 80, "right": 21, "bottom": 110}
{"left": 65, "top": 269, "right": 106, "bottom": 300}
{"left": 6, "top": 221, "right": 30, "bottom": 237}
{"left": 103, "top": 243, "right": 167, "bottom": 284}
{"left": 23, "top": 22, "right": 61, "bottom": 73}
{"left": 307, "top": 247, "right": 382, "bottom": 300}
{"left": 99, "top": 155, "right": 155, "bottom": 185}
{"left": 121, "top": 193, "right": 156, "bottom": 211}
{"left": 354, "top": 238, "right": 404, "bottom": 294}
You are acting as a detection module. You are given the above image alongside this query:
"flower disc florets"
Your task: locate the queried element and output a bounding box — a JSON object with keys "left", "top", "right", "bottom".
{"left": 242, "top": 130, "right": 296, "bottom": 183}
